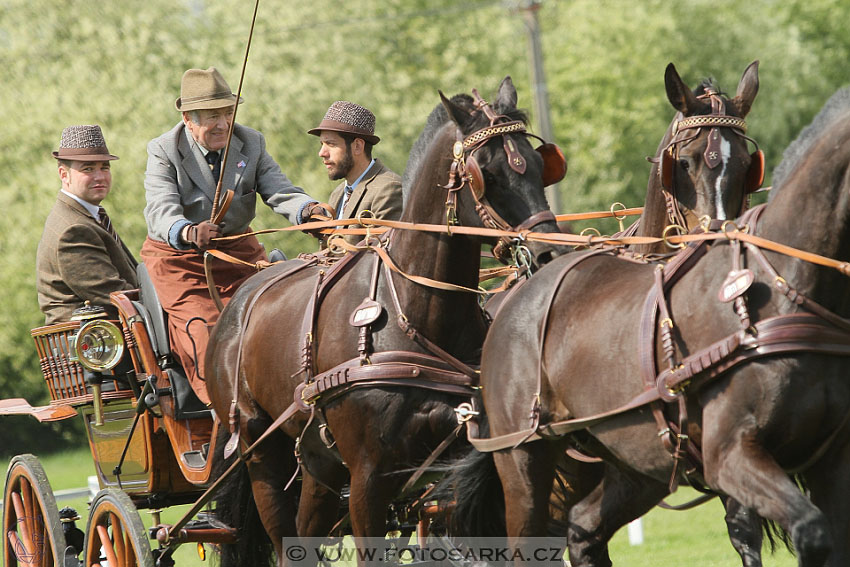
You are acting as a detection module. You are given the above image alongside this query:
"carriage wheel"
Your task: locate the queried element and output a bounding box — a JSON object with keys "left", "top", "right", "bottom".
{"left": 83, "top": 488, "right": 153, "bottom": 567}
{"left": 3, "top": 453, "right": 66, "bottom": 567}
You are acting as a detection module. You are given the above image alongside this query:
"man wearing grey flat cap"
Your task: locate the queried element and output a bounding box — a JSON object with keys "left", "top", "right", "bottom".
{"left": 309, "top": 100, "right": 402, "bottom": 245}
{"left": 37, "top": 125, "right": 138, "bottom": 324}
{"left": 141, "top": 66, "right": 332, "bottom": 404}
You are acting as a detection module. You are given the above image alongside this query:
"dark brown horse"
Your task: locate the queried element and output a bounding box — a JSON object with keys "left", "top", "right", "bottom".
{"left": 468, "top": 61, "right": 766, "bottom": 566}
{"left": 205, "top": 77, "right": 564, "bottom": 565}
{"left": 470, "top": 87, "right": 850, "bottom": 566}
{"left": 631, "top": 60, "right": 763, "bottom": 254}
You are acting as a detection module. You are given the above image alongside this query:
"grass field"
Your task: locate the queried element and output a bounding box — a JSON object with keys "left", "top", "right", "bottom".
{"left": 2, "top": 447, "right": 799, "bottom": 566}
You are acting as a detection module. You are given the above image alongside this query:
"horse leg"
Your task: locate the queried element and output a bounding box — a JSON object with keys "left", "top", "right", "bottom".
{"left": 493, "top": 442, "right": 563, "bottom": 565}
{"left": 346, "top": 463, "right": 399, "bottom": 567}
{"left": 705, "top": 434, "right": 832, "bottom": 567}
{"left": 720, "top": 495, "right": 764, "bottom": 567}
{"left": 801, "top": 438, "right": 850, "bottom": 567}
{"left": 242, "top": 426, "right": 299, "bottom": 562}
{"left": 566, "top": 465, "right": 668, "bottom": 567}
{"left": 295, "top": 428, "right": 350, "bottom": 547}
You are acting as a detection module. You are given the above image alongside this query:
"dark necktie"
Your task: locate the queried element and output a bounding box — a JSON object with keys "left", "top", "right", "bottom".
{"left": 336, "top": 185, "right": 354, "bottom": 219}
{"left": 205, "top": 150, "right": 221, "bottom": 183}
{"left": 98, "top": 206, "right": 121, "bottom": 244}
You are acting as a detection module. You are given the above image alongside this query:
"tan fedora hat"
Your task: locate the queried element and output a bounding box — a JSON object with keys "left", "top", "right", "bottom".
{"left": 308, "top": 101, "right": 380, "bottom": 145}
{"left": 52, "top": 125, "right": 119, "bottom": 161}
{"left": 175, "top": 67, "right": 243, "bottom": 112}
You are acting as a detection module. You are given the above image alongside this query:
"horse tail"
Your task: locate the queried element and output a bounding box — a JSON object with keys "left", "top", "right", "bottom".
{"left": 761, "top": 516, "right": 794, "bottom": 554}
{"left": 441, "top": 419, "right": 506, "bottom": 537}
{"left": 760, "top": 473, "right": 805, "bottom": 553}
{"left": 211, "top": 425, "right": 275, "bottom": 567}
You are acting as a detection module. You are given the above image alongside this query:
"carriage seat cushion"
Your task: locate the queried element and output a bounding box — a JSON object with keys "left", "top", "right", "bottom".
{"left": 136, "top": 264, "right": 210, "bottom": 419}
{"left": 136, "top": 262, "right": 171, "bottom": 358}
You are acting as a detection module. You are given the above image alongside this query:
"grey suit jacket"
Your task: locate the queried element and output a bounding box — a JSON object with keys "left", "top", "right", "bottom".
{"left": 144, "top": 122, "right": 315, "bottom": 246}
{"left": 37, "top": 192, "right": 138, "bottom": 324}
{"left": 329, "top": 159, "right": 402, "bottom": 244}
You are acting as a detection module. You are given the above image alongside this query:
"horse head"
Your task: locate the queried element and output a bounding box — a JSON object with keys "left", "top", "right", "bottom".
{"left": 655, "top": 60, "right": 763, "bottom": 230}
{"left": 403, "top": 76, "right": 565, "bottom": 269}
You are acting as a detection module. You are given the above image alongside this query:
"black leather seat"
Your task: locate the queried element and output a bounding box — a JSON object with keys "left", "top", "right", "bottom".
{"left": 136, "top": 263, "right": 211, "bottom": 420}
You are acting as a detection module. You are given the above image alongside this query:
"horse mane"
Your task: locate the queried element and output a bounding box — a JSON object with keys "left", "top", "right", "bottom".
{"left": 401, "top": 92, "right": 529, "bottom": 205}
{"left": 771, "top": 86, "right": 850, "bottom": 194}
{"left": 694, "top": 78, "right": 724, "bottom": 98}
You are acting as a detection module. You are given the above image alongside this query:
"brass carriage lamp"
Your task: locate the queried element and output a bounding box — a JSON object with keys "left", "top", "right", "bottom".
{"left": 68, "top": 302, "right": 125, "bottom": 426}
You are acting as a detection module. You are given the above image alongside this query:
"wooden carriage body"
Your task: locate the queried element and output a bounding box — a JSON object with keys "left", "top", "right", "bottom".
{"left": 26, "top": 286, "right": 217, "bottom": 499}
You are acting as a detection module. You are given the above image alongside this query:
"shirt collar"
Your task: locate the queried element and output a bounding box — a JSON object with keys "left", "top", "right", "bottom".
{"left": 61, "top": 190, "right": 101, "bottom": 220}
{"left": 347, "top": 158, "right": 376, "bottom": 191}
{"left": 185, "top": 126, "right": 213, "bottom": 157}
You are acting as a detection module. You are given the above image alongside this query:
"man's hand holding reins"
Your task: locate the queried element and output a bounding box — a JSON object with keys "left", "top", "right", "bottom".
{"left": 301, "top": 202, "right": 335, "bottom": 238}
{"left": 184, "top": 221, "right": 222, "bottom": 250}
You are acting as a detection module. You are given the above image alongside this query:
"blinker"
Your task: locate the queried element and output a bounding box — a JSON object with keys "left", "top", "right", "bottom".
{"left": 536, "top": 143, "right": 567, "bottom": 186}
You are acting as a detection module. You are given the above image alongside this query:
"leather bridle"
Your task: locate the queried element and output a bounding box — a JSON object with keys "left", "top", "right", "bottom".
{"left": 659, "top": 89, "right": 764, "bottom": 229}
{"left": 441, "top": 89, "right": 566, "bottom": 264}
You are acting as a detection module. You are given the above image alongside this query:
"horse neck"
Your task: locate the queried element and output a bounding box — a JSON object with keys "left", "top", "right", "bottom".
{"left": 390, "top": 146, "right": 488, "bottom": 354}
{"left": 757, "top": 115, "right": 850, "bottom": 314}
{"left": 632, "top": 124, "right": 676, "bottom": 255}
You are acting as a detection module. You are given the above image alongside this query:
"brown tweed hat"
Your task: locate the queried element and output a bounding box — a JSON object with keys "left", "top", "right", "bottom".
{"left": 52, "top": 125, "right": 119, "bottom": 161}
{"left": 308, "top": 101, "right": 380, "bottom": 144}
{"left": 175, "top": 67, "right": 243, "bottom": 112}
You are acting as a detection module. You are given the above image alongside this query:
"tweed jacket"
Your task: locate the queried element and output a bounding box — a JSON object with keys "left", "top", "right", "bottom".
{"left": 37, "top": 192, "right": 138, "bottom": 324}
{"left": 144, "top": 121, "right": 314, "bottom": 246}
{"left": 329, "top": 159, "right": 402, "bottom": 244}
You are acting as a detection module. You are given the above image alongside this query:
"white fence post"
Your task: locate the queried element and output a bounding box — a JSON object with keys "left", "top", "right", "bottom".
{"left": 627, "top": 518, "right": 644, "bottom": 545}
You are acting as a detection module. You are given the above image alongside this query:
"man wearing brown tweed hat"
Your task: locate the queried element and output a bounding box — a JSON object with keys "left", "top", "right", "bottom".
{"left": 309, "top": 100, "right": 402, "bottom": 245}
{"left": 141, "top": 66, "right": 332, "bottom": 404}
{"left": 37, "top": 125, "right": 138, "bottom": 324}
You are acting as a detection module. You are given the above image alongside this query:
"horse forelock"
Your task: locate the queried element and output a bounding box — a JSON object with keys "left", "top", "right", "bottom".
{"left": 401, "top": 93, "right": 529, "bottom": 204}
{"left": 691, "top": 79, "right": 736, "bottom": 115}
{"left": 771, "top": 86, "right": 850, "bottom": 196}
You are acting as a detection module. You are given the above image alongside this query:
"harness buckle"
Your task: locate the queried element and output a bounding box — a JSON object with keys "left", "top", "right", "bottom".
{"left": 455, "top": 402, "right": 479, "bottom": 424}
{"left": 662, "top": 223, "right": 687, "bottom": 250}
{"left": 610, "top": 201, "right": 627, "bottom": 233}
{"left": 446, "top": 205, "right": 457, "bottom": 234}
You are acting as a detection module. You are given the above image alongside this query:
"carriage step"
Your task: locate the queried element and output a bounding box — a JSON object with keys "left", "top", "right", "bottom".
{"left": 182, "top": 450, "right": 206, "bottom": 468}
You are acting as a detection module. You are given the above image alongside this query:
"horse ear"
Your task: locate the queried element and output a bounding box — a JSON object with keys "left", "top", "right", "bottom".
{"left": 493, "top": 76, "right": 518, "bottom": 113}
{"left": 440, "top": 90, "right": 473, "bottom": 127}
{"left": 665, "top": 63, "right": 701, "bottom": 115}
{"left": 731, "top": 60, "right": 759, "bottom": 118}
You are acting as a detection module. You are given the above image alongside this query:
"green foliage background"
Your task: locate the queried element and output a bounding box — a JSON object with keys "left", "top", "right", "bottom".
{"left": 0, "top": 0, "right": 848, "bottom": 454}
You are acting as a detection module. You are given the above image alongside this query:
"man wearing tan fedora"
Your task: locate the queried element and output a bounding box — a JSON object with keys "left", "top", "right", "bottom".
{"left": 37, "top": 125, "right": 138, "bottom": 324}
{"left": 141, "top": 66, "right": 331, "bottom": 404}
{"left": 308, "top": 100, "right": 402, "bottom": 245}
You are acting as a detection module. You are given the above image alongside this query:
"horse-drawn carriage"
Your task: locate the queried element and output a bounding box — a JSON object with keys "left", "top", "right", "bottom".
{"left": 6, "top": 61, "right": 814, "bottom": 567}
{"left": 2, "top": 74, "right": 567, "bottom": 567}
{"left": 3, "top": 262, "right": 237, "bottom": 566}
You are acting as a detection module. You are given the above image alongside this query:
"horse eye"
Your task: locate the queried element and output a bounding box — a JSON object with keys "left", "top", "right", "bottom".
{"left": 678, "top": 159, "right": 690, "bottom": 171}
